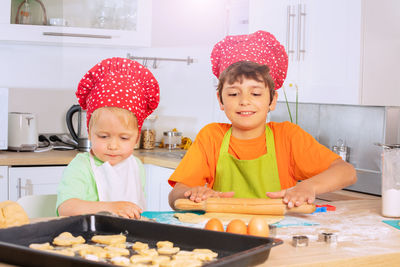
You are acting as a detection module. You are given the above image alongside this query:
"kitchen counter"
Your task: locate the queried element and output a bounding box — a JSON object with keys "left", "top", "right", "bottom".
{"left": 259, "top": 199, "right": 400, "bottom": 267}
{"left": 0, "top": 148, "right": 184, "bottom": 169}
{"left": 0, "top": 199, "right": 398, "bottom": 267}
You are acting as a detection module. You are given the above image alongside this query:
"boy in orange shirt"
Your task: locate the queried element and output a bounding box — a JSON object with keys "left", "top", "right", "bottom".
{"left": 168, "top": 31, "right": 356, "bottom": 209}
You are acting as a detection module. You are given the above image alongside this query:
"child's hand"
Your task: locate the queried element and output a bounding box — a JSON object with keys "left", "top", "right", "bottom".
{"left": 184, "top": 187, "right": 234, "bottom": 202}
{"left": 108, "top": 201, "right": 143, "bottom": 219}
{"left": 266, "top": 183, "right": 315, "bottom": 209}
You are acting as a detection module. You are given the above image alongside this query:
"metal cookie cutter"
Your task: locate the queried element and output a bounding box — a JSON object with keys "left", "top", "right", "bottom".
{"left": 268, "top": 224, "right": 277, "bottom": 237}
{"left": 319, "top": 232, "right": 338, "bottom": 245}
{"left": 292, "top": 235, "right": 309, "bottom": 247}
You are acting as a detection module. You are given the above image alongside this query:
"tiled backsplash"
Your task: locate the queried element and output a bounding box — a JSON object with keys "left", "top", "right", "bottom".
{"left": 271, "top": 102, "right": 400, "bottom": 195}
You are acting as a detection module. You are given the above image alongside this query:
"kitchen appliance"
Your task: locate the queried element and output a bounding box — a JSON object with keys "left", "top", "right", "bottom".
{"left": 0, "top": 88, "right": 8, "bottom": 150}
{"left": 66, "top": 104, "right": 90, "bottom": 152}
{"left": 8, "top": 112, "right": 38, "bottom": 151}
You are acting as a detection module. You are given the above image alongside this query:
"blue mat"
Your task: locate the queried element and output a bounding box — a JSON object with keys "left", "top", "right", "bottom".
{"left": 142, "top": 211, "right": 318, "bottom": 228}
{"left": 382, "top": 220, "right": 400, "bottom": 230}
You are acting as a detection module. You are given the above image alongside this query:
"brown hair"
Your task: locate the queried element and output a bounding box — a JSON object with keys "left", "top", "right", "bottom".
{"left": 217, "top": 61, "right": 275, "bottom": 104}
{"left": 89, "top": 106, "right": 138, "bottom": 131}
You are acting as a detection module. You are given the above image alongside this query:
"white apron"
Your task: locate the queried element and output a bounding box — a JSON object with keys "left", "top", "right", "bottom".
{"left": 89, "top": 155, "right": 146, "bottom": 210}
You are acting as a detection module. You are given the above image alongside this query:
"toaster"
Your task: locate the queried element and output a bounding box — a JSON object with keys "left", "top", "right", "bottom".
{"left": 8, "top": 112, "right": 38, "bottom": 151}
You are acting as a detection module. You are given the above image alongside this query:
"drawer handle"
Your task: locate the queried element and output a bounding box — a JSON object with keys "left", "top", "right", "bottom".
{"left": 43, "top": 32, "right": 112, "bottom": 39}
{"left": 17, "top": 178, "right": 33, "bottom": 198}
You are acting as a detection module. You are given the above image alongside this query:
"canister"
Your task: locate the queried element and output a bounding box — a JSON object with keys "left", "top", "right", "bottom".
{"left": 141, "top": 115, "right": 157, "bottom": 149}
{"left": 163, "top": 131, "right": 182, "bottom": 150}
{"left": 381, "top": 146, "right": 400, "bottom": 217}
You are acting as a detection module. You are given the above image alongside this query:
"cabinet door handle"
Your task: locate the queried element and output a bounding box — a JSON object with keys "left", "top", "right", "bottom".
{"left": 17, "top": 178, "right": 22, "bottom": 199}
{"left": 16, "top": 178, "right": 33, "bottom": 199}
{"left": 297, "top": 4, "right": 307, "bottom": 61}
{"left": 286, "top": 5, "right": 296, "bottom": 59}
{"left": 43, "top": 32, "right": 112, "bottom": 39}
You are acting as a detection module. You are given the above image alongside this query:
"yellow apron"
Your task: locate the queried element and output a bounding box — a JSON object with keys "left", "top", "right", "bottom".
{"left": 213, "top": 125, "right": 281, "bottom": 198}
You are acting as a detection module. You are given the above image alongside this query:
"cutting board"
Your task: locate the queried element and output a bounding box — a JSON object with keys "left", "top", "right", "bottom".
{"left": 141, "top": 211, "right": 318, "bottom": 229}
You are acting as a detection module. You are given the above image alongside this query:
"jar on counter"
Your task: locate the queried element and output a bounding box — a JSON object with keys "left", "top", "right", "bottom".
{"left": 141, "top": 115, "right": 157, "bottom": 150}
{"left": 382, "top": 146, "right": 400, "bottom": 217}
{"left": 163, "top": 131, "right": 182, "bottom": 150}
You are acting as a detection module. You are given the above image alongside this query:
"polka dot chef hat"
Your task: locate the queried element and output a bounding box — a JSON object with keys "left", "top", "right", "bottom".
{"left": 76, "top": 57, "right": 160, "bottom": 131}
{"left": 211, "top": 30, "right": 288, "bottom": 90}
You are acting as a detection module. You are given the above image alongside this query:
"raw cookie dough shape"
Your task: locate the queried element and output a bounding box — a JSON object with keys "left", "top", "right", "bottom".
{"left": 53, "top": 232, "right": 85, "bottom": 246}
{"left": 29, "top": 242, "right": 54, "bottom": 250}
{"left": 91, "top": 234, "right": 126, "bottom": 245}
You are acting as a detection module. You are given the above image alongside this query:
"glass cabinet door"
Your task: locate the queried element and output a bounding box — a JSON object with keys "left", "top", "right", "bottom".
{"left": 10, "top": 0, "right": 138, "bottom": 31}
{"left": 3, "top": 0, "right": 151, "bottom": 47}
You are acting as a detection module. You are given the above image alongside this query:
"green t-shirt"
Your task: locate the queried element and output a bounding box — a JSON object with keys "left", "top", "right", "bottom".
{"left": 56, "top": 152, "right": 146, "bottom": 215}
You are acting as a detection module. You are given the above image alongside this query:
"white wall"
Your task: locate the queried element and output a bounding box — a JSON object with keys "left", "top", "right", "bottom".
{"left": 132, "top": 45, "right": 229, "bottom": 141}
{"left": 0, "top": 42, "right": 228, "bottom": 139}
{"left": 0, "top": 43, "right": 132, "bottom": 134}
{"left": 1, "top": 0, "right": 242, "bottom": 139}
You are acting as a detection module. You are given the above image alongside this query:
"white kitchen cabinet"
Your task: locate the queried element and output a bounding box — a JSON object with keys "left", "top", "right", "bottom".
{"left": 249, "top": 0, "right": 400, "bottom": 106}
{"left": 0, "top": 0, "right": 152, "bottom": 47}
{"left": 144, "top": 164, "right": 173, "bottom": 212}
{"left": 0, "top": 166, "right": 8, "bottom": 202}
{"left": 8, "top": 166, "right": 65, "bottom": 201}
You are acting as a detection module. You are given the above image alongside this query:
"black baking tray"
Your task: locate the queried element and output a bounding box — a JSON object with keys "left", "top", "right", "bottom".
{"left": 0, "top": 214, "right": 282, "bottom": 267}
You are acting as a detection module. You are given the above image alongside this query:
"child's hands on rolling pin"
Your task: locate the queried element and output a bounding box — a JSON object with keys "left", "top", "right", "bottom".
{"left": 266, "top": 182, "right": 315, "bottom": 209}
{"left": 184, "top": 186, "right": 235, "bottom": 202}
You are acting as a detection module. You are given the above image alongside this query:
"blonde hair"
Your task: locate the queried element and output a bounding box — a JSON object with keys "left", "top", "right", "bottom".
{"left": 89, "top": 107, "right": 138, "bottom": 131}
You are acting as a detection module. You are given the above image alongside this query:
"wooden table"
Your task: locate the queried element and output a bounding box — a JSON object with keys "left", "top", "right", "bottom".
{"left": 1, "top": 199, "right": 399, "bottom": 267}
{"left": 259, "top": 199, "right": 400, "bottom": 266}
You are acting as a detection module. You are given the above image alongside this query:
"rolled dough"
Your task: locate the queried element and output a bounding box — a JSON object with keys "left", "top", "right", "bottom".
{"left": 174, "top": 212, "right": 283, "bottom": 225}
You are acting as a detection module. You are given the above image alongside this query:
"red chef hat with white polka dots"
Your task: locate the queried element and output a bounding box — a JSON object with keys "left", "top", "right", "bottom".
{"left": 211, "top": 30, "right": 288, "bottom": 90}
{"left": 76, "top": 57, "right": 160, "bottom": 131}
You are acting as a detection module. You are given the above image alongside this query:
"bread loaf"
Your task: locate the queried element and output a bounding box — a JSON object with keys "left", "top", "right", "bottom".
{"left": 0, "top": 201, "right": 29, "bottom": 228}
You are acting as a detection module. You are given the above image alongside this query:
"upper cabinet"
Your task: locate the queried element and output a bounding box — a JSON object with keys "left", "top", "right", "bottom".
{"left": 0, "top": 0, "right": 152, "bottom": 47}
{"left": 249, "top": 0, "right": 400, "bottom": 106}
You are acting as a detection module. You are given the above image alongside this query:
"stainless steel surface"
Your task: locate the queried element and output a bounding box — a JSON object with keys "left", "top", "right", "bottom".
{"left": 127, "top": 53, "right": 195, "bottom": 66}
{"left": 163, "top": 131, "right": 182, "bottom": 137}
{"left": 272, "top": 103, "right": 400, "bottom": 195}
{"left": 269, "top": 224, "right": 277, "bottom": 237}
{"left": 297, "top": 4, "right": 301, "bottom": 61}
{"left": 374, "top": 142, "right": 400, "bottom": 149}
{"left": 286, "top": 5, "right": 295, "bottom": 58}
{"left": 42, "top": 32, "right": 112, "bottom": 39}
{"left": 318, "top": 232, "right": 337, "bottom": 244}
{"left": 78, "top": 139, "right": 91, "bottom": 152}
{"left": 299, "top": 4, "right": 306, "bottom": 60}
{"left": 136, "top": 149, "right": 186, "bottom": 160}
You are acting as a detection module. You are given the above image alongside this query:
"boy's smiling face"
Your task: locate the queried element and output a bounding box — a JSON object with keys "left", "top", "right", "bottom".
{"left": 218, "top": 77, "right": 277, "bottom": 139}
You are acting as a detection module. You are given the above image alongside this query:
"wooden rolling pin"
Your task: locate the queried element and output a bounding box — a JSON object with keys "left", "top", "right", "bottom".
{"left": 174, "top": 198, "right": 316, "bottom": 215}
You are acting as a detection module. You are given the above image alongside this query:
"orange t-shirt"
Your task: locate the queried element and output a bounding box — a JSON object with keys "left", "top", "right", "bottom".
{"left": 168, "top": 121, "right": 340, "bottom": 190}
